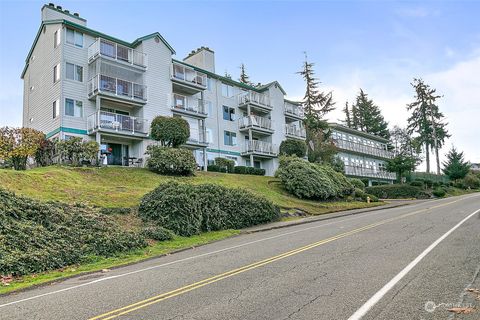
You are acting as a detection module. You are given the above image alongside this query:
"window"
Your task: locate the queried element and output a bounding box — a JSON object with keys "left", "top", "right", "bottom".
{"left": 66, "top": 28, "right": 83, "bottom": 47}
{"left": 205, "top": 128, "right": 213, "bottom": 143}
{"left": 222, "top": 83, "right": 235, "bottom": 98}
{"left": 205, "top": 101, "right": 213, "bottom": 117}
{"left": 66, "top": 63, "right": 83, "bottom": 82}
{"left": 224, "top": 131, "right": 236, "bottom": 146}
{"left": 207, "top": 78, "right": 213, "bottom": 91}
{"left": 54, "top": 29, "right": 61, "bottom": 48}
{"left": 222, "top": 106, "right": 235, "bottom": 121}
{"left": 65, "top": 98, "right": 83, "bottom": 117}
{"left": 53, "top": 64, "right": 60, "bottom": 83}
{"left": 53, "top": 100, "right": 59, "bottom": 119}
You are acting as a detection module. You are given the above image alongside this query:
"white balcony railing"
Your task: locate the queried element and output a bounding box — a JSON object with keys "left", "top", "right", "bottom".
{"left": 344, "top": 165, "right": 396, "bottom": 180}
{"left": 239, "top": 115, "right": 273, "bottom": 131}
{"left": 334, "top": 139, "right": 393, "bottom": 159}
{"left": 238, "top": 92, "right": 271, "bottom": 109}
{"left": 88, "top": 74, "right": 147, "bottom": 101}
{"left": 285, "top": 124, "right": 306, "bottom": 138}
{"left": 88, "top": 38, "right": 147, "bottom": 68}
{"left": 171, "top": 62, "right": 207, "bottom": 88}
{"left": 87, "top": 111, "right": 148, "bottom": 135}
{"left": 171, "top": 94, "right": 206, "bottom": 115}
{"left": 242, "top": 140, "right": 277, "bottom": 156}
{"left": 187, "top": 128, "right": 207, "bottom": 145}
{"left": 284, "top": 102, "right": 304, "bottom": 118}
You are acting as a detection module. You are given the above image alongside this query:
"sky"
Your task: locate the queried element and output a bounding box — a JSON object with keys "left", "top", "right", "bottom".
{"left": 1, "top": 0, "right": 479, "bottom": 170}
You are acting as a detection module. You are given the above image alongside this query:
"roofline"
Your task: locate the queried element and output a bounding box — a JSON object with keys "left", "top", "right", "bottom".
{"left": 328, "top": 122, "right": 390, "bottom": 142}
{"left": 284, "top": 99, "right": 302, "bottom": 105}
{"left": 172, "top": 59, "right": 288, "bottom": 96}
{"left": 41, "top": 4, "right": 87, "bottom": 22}
{"left": 21, "top": 19, "right": 175, "bottom": 78}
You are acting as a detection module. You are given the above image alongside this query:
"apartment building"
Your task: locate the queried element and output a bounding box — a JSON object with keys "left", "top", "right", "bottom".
{"left": 22, "top": 4, "right": 305, "bottom": 176}
{"left": 329, "top": 123, "right": 396, "bottom": 185}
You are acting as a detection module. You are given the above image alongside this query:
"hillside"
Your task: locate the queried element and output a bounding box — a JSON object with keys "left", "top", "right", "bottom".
{"left": 0, "top": 166, "right": 382, "bottom": 214}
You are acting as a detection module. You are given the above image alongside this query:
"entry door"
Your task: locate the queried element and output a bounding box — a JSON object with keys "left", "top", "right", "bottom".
{"left": 107, "top": 143, "right": 123, "bottom": 165}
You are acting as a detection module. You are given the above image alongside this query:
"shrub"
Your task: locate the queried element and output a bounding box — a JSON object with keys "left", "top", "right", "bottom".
{"left": 349, "top": 178, "right": 365, "bottom": 190}
{"left": 432, "top": 188, "right": 446, "bottom": 198}
{"left": 141, "top": 226, "right": 175, "bottom": 241}
{"left": 366, "top": 184, "right": 430, "bottom": 199}
{"left": 279, "top": 139, "right": 307, "bottom": 158}
{"left": 215, "top": 157, "right": 235, "bottom": 173}
{"left": 146, "top": 145, "right": 196, "bottom": 176}
{"left": 0, "top": 127, "right": 45, "bottom": 170}
{"left": 453, "top": 181, "right": 467, "bottom": 189}
{"left": 354, "top": 188, "right": 367, "bottom": 200}
{"left": 410, "top": 181, "right": 424, "bottom": 188}
{"left": 56, "top": 138, "right": 99, "bottom": 166}
{"left": 275, "top": 156, "right": 353, "bottom": 200}
{"left": 424, "top": 179, "right": 433, "bottom": 188}
{"left": 99, "top": 207, "right": 131, "bottom": 215}
{"left": 0, "top": 189, "right": 147, "bottom": 276}
{"left": 233, "top": 166, "right": 265, "bottom": 176}
{"left": 207, "top": 165, "right": 227, "bottom": 173}
{"left": 138, "top": 182, "right": 280, "bottom": 236}
{"left": 462, "top": 173, "right": 480, "bottom": 189}
{"left": 150, "top": 116, "right": 190, "bottom": 147}
{"left": 35, "top": 138, "right": 55, "bottom": 167}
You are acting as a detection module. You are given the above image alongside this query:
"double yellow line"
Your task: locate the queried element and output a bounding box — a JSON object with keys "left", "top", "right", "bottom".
{"left": 89, "top": 198, "right": 463, "bottom": 320}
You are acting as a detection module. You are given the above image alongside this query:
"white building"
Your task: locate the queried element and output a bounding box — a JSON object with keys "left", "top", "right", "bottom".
{"left": 330, "top": 123, "right": 396, "bottom": 185}
{"left": 22, "top": 4, "right": 305, "bottom": 176}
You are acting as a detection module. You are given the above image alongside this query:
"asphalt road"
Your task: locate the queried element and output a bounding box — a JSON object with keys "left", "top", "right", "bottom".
{"left": 1, "top": 193, "right": 479, "bottom": 320}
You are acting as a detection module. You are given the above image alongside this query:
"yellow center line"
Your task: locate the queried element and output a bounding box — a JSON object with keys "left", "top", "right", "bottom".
{"left": 89, "top": 198, "right": 464, "bottom": 320}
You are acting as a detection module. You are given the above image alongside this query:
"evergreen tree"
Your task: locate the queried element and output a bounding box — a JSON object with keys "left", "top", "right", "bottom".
{"left": 238, "top": 63, "right": 252, "bottom": 85}
{"left": 407, "top": 78, "right": 450, "bottom": 174}
{"left": 342, "top": 101, "right": 352, "bottom": 128}
{"left": 388, "top": 126, "right": 422, "bottom": 182}
{"left": 442, "top": 146, "right": 470, "bottom": 181}
{"left": 351, "top": 89, "right": 390, "bottom": 139}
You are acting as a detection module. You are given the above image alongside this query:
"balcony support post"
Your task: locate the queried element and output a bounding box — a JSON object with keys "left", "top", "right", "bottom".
{"left": 203, "top": 147, "right": 207, "bottom": 172}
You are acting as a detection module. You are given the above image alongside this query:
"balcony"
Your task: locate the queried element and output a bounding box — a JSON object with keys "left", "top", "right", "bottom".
{"left": 334, "top": 139, "right": 393, "bottom": 159}
{"left": 284, "top": 102, "right": 304, "bottom": 121}
{"left": 88, "top": 74, "right": 147, "bottom": 105}
{"left": 344, "top": 165, "right": 396, "bottom": 181}
{"left": 185, "top": 129, "right": 208, "bottom": 148}
{"left": 87, "top": 111, "right": 148, "bottom": 137}
{"left": 171, "top": 62, "right": 207, "bottom": 94}
{"left": 171, "top": 94, "right": 207, "bottom": 118}
{"left": 285, "top": 124, "right": 306, "bottom": 140}
{"left": 88, "top": 38, "right": 147, "bottom": 68}
{"left": 241, "top": 140, "right": 277, "bottom": 158}
{"left": 238, "top": 92, "right": 272, "bottom": 112}
{"left": 238, "top": 115, "right": 274, "bottom": 135}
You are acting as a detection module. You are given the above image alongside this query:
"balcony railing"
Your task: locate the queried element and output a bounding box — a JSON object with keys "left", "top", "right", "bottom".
{"left": 187, "top": 128, "right": 208, "bottom": 145}
{"left": 88, "top": 38, "right": 147, "bottom": 68}
{"left": 88, "top": 74, "right": 147, "bottom": 101}
{"left": 285, "top": 124, "right": 306, "bottom": 138}
{"left": 238, "top": 92, "right": 271, "bottom": 109}
{"left": 171, "top": 62, "right": 207, "bottom": 88}
{"left": 171, "top": 95, "right": 206, "bottom": 115}
{"left": 239, "top": 115, "right": 273, "bottom": 132}
{"left": 242, "top": 140, "right": 277, "bottom": 156}
{"left": 344, "top": 165, "right": 396, "bottom": 180}
{"left": 87, "top": 111, "right": 148, "bottom": 135}
{"left": 284, "top": 102, "right": 304, "bottom": 118}
{"left": 334, "top": 139, "right": 393, "bottom": 159}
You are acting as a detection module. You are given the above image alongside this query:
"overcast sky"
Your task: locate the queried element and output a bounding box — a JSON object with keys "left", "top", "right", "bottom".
{"left": 1, "top": 0, "right": 479, "bottom": 169}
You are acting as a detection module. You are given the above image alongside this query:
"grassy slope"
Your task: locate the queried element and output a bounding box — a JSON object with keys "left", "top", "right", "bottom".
{"left": 0, "top": 166, "right": 382, "bottom": 214}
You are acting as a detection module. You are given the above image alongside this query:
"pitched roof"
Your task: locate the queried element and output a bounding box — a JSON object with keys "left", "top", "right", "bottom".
{"left": 329, "top": 122, "right": 390, "bottom": 143}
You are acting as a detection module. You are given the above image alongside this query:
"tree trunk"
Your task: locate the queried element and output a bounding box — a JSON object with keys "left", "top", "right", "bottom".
{"left": 435, "top": 147, "right": 441, "bottom": 175}
{"left": 425, "top": 142, "right": 430, "bottom": 173}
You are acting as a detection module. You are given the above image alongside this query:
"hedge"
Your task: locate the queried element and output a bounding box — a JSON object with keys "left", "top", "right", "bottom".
{"left": 138, "top": 182, "right": 280, "bottom": 236}
{"left": 0, "top": 189, "right": 147, "bottom": 276}
{"left": 365, "top": 184, "right": 430, "bottom": 199}
{"left": 146, "top": 145, "right": 196, "bottom": 176}
{"left": 141, "top": 226, "right": 175, "bottom": 241}
{"left": 215, "top": 157, "right": 235, "bottom": 173}
{"left": 233, "top": 166, "right": 266, "bottom": 176}
{"left": 275, "top": 156, "right": 353, "bottom": 200}
{"left": 207, "top": 165, "right": 227, "bottom": 173}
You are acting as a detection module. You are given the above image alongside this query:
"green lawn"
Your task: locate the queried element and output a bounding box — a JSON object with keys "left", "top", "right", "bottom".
{"left": 0, "top": 166, "right": 383, "bottom": 214}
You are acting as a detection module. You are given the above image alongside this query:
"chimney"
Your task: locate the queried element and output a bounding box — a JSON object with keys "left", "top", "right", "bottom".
{"left": 41, "top": 3, "right": 87, "bottom": 26}
{"left": 183, "top": 46, "right": 215, "bottom": 73}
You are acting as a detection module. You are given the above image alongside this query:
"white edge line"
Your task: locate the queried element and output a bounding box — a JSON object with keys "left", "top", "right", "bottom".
{"left": 1, "top": 194, "right": 478, "bottom": 309}
{"left": 348, "top": 207, "right": 480, "bottom": 320}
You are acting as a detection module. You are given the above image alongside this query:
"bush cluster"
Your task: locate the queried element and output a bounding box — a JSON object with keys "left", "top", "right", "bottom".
{"left": 279, "top": 139, "right": 307, "bottom": 158}
{"left": 141, "top": 226, "right": 175, "bottom": 241}
{"left": 275, "top": 156, "right": 354, "bottom": 200}
{"left": 432, "top": 188, "right": 446, "bottom": 198}
{"left": 139, "top": 182, "right": 280, "bottom": 236}
{"left": 0, "top": 189, "right": 147, "bottom": 276}
{"left": 146, "top": 145, "right": 196, "bottom": 176}
{"left": 354, "top": 188, "right": 379, "bottom": 202}
{"left": 207, "top": 165, "right": 266, "bottom": 176}
{"left": 409, "top": 180, "right": 424, "bottom": 188}
{"left": 349, "top": 178, "right": 365, "bottom": 190}
{"left": 56, "top": 137, "right": 99, "bottom": 166}
{"left": 215, "top": 157, "right": 235, "bottom": 173}
{"left": 365, "top": 184, "right": 430, "bottom": 199}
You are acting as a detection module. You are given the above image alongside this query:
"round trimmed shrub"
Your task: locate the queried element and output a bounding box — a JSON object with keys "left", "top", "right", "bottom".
{"left": 279, "top": 139, "right": 307, "bottom": 158}
{"left": 410, "top": 181, "right": 424, "bottom": 188}
{"left": 349, "top": 178, "right": 365, "bottom": 190}
{"left": 150, "top": 116, "right": 190, "bottom": 147}
{"left": 139, "top": 182, "right": 202, "bottom": 236}
{"left": 146, "top": 145, "right": 196, "bottom": 176}
{"left": 432, "top": 188, "right": 446, "bottom": 198}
